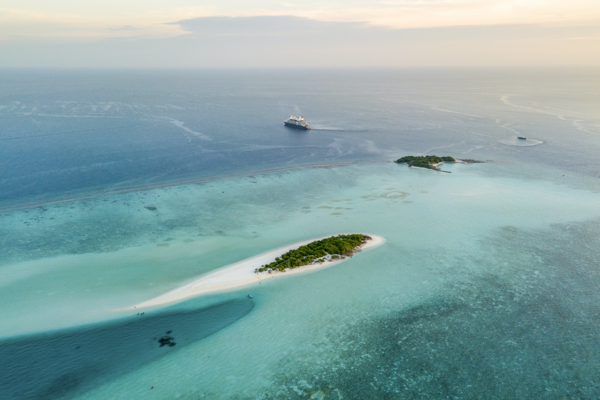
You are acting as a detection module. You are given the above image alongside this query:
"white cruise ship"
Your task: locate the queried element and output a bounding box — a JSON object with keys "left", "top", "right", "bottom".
{"left": 284, "top": 115, "right": 311, "bottom": 130}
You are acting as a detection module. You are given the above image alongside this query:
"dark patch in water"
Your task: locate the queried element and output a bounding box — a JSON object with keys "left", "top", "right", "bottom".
{"left": 0, "top": 299, "right": 253, "bottom": 400}
{"left": 158, "top": 335, "right": 176, "bottom": 347}
{"left": 45, "top": 372, "right": 86, "bottom": 399}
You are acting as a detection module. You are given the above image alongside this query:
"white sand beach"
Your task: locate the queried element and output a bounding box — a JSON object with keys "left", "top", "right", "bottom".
{"left": 126, "top": 234, "right": 385, "bottom": 310}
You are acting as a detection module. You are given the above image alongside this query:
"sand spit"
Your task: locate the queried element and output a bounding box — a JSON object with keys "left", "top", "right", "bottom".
{"left": 124, "top": 235, "right": 385, "bottom": 310}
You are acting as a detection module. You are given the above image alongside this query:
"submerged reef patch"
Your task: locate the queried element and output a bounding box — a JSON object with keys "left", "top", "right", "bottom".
{"left": 245, "top": 218, "right": 600, "bottom": 399}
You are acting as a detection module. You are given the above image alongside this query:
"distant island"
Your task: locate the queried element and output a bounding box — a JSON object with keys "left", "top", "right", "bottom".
{"left": 395, "top": 155, "right": 485, "bottom": 171}
{"left": 258, "top": 234, "right": 370, "bottom": 272}
{"left": 395, "top": 155, "right": 456, "bottom": 170}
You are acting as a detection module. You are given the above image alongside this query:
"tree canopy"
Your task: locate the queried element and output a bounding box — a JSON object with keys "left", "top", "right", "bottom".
{"left": 259, "top": 234, "right": 368, "bottom": 272}
{"left": 395, "top": 155, "right": 455, "bottom": 169}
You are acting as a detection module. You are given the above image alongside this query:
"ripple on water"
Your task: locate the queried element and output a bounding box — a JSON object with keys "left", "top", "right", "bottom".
{"left": 499, "top": 137, "right": 544, "bottom": 147}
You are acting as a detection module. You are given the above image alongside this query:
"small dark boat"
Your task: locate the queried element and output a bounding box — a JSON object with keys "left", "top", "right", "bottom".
{"left": 518, "top": 136, "right": 527, "bottom": 140}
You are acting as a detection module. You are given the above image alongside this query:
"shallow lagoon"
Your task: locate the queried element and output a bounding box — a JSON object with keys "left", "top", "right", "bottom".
{"left": 2, "top": 161, "right": 600, "bottom": 398}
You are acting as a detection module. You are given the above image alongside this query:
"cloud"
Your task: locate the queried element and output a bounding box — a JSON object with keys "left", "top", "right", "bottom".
{"left": 559, "top": 36, "right": 600, "bottom": 40}
{"left": 3, "top": 0, "right": 599, "bottom": 42}
{"left": 1, "top": 16, "right": 599, "bottom": 67}
{"left": 168, "top": 16, "right": 371, "bottom": 36}
{"left": 285, "top": 0, "right": 600, "bottom": 29}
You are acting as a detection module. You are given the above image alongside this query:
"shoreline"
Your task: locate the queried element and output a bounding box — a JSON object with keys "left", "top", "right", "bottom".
{"left": 409, "top": 162, "right": 445, "bottom": 172}
{"left": 408, "top": 159, "right": 485, "bottom": 172}
{"left": 121, "top": 234, "right": 385, "bottom": 310}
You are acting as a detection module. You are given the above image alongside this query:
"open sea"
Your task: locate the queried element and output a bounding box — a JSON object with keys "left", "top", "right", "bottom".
{"left": 1, "top": 68, "right": 600, "bottom": 399}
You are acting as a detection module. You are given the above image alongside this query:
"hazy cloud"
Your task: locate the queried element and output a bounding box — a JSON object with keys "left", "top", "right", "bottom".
{"left": 169, "top": 16, "right": 371, "bottom": 36}
{"left": 2, "top": 0, "right": 599, "bottom": 42}
{"left": 1, "top": 16, "right": 599, "bottom": 67}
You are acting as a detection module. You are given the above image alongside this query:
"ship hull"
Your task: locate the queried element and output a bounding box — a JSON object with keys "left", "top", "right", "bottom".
{"left": 284, "top": 122, "right": 311, "bottom": 130}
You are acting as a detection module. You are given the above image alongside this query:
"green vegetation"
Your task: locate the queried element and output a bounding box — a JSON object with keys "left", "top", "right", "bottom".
{"left": 259, "top": 234, "right": 369, "bottom": 272}
{"left": 395, "top": 155, "right": 456, "bottom": 170}
{"left": 460, "top": 159, "right": 485, "bottom": 164}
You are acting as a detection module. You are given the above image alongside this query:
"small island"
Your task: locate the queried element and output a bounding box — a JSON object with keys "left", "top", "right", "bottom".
{"left": 124, "top": 234, "right": 384, "bottom": 310}
{"left": 258, "top": 234, "right": 370, "bottom": 272}
{"left": 396, "top": 155, "right": 456, "bottom": 171}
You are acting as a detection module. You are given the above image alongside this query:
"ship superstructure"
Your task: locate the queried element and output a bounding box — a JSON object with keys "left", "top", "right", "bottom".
{"left": 284, "top": 115, "right": 311, "bottom": 130}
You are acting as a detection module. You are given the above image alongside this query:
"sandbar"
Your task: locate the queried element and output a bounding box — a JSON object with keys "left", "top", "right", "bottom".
{"left": 125, "top": 234, "right": 385, "bottom": 310}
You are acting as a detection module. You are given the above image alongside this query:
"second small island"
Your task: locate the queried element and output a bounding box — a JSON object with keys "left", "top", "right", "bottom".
{"left": 395, "top": 155, "right": 456, "bottom": 170}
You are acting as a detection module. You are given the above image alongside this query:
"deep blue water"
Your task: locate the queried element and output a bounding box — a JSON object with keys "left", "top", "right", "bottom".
{"left": 1, "top": 69, "right": 599, "bottom": 210}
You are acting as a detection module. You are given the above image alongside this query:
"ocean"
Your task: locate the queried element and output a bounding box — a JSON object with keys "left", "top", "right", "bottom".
{"left": 1, "top": 68, "right": 600, "bottom": 399}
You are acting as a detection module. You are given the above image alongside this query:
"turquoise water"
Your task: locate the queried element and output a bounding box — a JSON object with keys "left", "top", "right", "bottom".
{"left": 2, "top": 69, "right": 600, "bottom": 398}
{"left": 3, "top": 162, "right": 600, "bottom": 398}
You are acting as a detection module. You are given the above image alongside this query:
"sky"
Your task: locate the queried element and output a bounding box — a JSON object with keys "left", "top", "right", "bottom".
{"left": 1, "top": 0, "right": 600, "bottom": 67}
